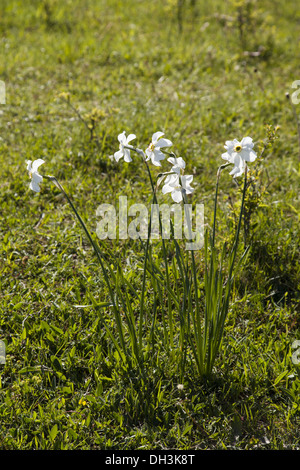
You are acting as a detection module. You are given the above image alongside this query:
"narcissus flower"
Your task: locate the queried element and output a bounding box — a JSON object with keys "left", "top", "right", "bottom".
{"left": 167, "top": 156, "right": 186, "bottom": 174}
{"left": 114, "top": 131, "right": 136, "bottom": 163}
{"left": 221, "top": 137, "right": 257, "bottom": 177}
{"left": 145, "top": 131, "right": 173, "bottom": 167}
{"left": 26, "top": 159, "right": 45, "bottom": 192}
{"left": 162, "top": 173, "right": 194, "bottom": 203}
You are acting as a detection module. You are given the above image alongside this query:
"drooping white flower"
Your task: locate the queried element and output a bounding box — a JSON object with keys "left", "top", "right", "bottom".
{"left": 114, "top": 131, "right": 136, "bottom": 163}
{"left": 162, "top": 173, "right": 194, "bottom": 203}
{"left": 145, "top": 131, "right": 173, "bottom": 167}
{"left": 221, "top": 137, "right": 257, "bottom": 177}
{"left": 26, "top": 159, "right": 45, "bottom": 192}
{"left": 167, "top": 156, "right": 186, "bottom": 174}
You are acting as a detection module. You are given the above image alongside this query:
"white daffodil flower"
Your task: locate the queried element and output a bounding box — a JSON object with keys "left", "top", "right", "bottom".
{"left": 221, "top": 137, "right": 257, "bottom": 177}
{"left": 145, "top": 131, "right": 173, "bottom": 167}
{"left": 114, "top": 131, "right": 136, "bottom": 163}
{"left": 162, "top": 173, "right": 194, "bottom": 203}
{"left": 26, "top": 159, "right": 45, "bottom": 192}
{"left": 167, "top": 156, "right": 186, "bottom": 174}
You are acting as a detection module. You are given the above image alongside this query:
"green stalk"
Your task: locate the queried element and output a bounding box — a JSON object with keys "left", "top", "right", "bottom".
{"left": 182, "top": 188, "right": 203, "bottom": 372}
{"left": 144, "top": 158, "right": 174, "bottom": 346}
{"left": 128, "top": 147, "right": 174, "bottom": 350}
{"left": 212, "top": 163, "right": 231, "bottom": 248}
{"left": 204, "top": 164, "right": 248, "bottom": 376}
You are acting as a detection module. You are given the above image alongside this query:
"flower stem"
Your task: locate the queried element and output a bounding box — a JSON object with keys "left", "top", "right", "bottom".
{"left": 130, "top": 148, "right": 174, "bottom": 349}
{"left": 212, "top": 163, "right": 231, "bottom": 248}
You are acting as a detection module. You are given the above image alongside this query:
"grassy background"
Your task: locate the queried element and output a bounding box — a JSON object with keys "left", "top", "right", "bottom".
{"left": 0, "top": 0, "right": 299, "bottom": 450}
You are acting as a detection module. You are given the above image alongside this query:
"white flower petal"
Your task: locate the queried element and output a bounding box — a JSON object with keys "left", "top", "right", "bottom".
{"left": 114, "top": 149, "right": 124, "bottom": 162}
{"left": 151, "top": 159, "right": 163, "bottom": 167}
{"left": 240, "top": 148, "right": 257, "bottom": 162}
{"left": 248, "top": 150, "right": 257, "bottom": 162}
{"left": 171, "top": 188, "right": 183, "bottom": 203}
{"left": 26, "top": 160, "right": 32, "bottom": 172}
{"left": 167, "top": 156, "right": 185, "bottom": 173}
{"left": 29, "top": 181, "right": 41, "bottom": 192}
{"left": 118, "top": 131, "right": 126, "bottom": 143}
{"left": 222, "top": 151, "right": 235, "bottom": 163}
{"left": 230, "top": 166, "right": 244, "bottom": 177}
{"left": 224, "top": 139, "right": 238, "bottom": 151}
{"left": 224, "top": 140, "right": 234, "bottom": 150}
{"left": 162, "top": 184, "right": 173, "bottom": 194}
{"left": 176, "top": 157, "right": 185, "bottom": 169}
{"left": 152, "top": 131, "right": 165, "bottom": 144}
{"left": 181, "top": 175, "right": 194, "bottom": 195}
{"left": 32, "top": 173, "right": 43, "bottom": 184}
{"left": 123, "top": 149, "right": 132, "bottom": 163}
{"left": 232, "top": 153, "right": 240, "bottom": 165}
{"left": 182, "top": 174, "right": 193, "bottom": 185}
{"left": 30, "top": 173, "right": 43, "bottom": 192}
{"left": 162, "top": 174, "right": 179, "bottom": 194}
{"left": 167, "top": 157, "right": 176, "bottom": 165}
{"left": 185, "top": 187, "right": 194, "bottom": 195}
{"left": 165, "top": 173, "right": 179, "bottom": 187}
{"left": 172, "top": 167, "right": 181, "bottom": 174}
{"left": 162, "top": 180, "right": 176, "bottom": 194}
{"left": 31, "top": 159, "right": 45, "bottom": 172}
{"left": 126, "top": 133, "right": 136, "bottom": 144}
{"left": 151, "top": 149, "right": 165, "bottom": 166}
{"left": 241, "top": 136, "right": 254, "bottom": 148}
{"left": 156, "top": 138, "right": 172, "bottom": 148}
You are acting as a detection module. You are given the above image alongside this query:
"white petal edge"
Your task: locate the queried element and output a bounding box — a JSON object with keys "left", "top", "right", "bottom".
{"left": 171, "top": 188, "right": 183, "bottom": 203}
{"left": 31, "top": 159, "right": 45, "bottom": 172}
{"left": 152, "top": 131, "right": 165, "bottom": 144}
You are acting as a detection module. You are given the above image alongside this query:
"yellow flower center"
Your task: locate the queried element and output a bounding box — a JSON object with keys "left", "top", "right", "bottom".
{"left": 234, "top": 144, "right": 242, "bottom": 153}
{"left": 149, "top": 142, "right": 155, "bottom": 151}
{"left": 29, "top": 171, "right": 32, "bottom": 179}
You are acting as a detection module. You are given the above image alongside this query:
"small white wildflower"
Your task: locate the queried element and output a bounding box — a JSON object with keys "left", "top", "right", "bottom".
{"left": 167, "top": 155, "right": 186, "bottom": 174}
{"left": 145, "top": 131, "right": 173, "bottom": 167}
{"left": 26, "top": 159, "right": 45, "bottom": 192}
{"left": 114, "top": 131, "right": 136, "bottom": 163}
{"left": 221, "top": 137, "right": 257, "bottom": 177}
{"left": 162, "top": 173, "right": 194, "bottom": 203}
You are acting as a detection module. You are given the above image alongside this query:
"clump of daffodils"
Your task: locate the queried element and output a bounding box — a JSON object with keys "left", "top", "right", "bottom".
{"left": 112, "top": 130, "right": 195, "bottom": 203}
{"left": 111, "top": 131, "right": 258, "bottom": 204}
{"left": 25, "top": 131, "right": 258, "bottom": 199}
{"left": 24, "top": 128, "right": 260, "bottom": 382}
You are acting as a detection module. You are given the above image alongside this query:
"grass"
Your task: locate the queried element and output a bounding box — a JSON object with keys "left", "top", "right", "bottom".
{"left": 0, "top": 0, "right": 300, "bottom": 450}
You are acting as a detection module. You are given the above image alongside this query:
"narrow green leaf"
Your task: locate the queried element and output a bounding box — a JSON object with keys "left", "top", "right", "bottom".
{"left": 274, "top": 370, "right": 289, "bottom": 386}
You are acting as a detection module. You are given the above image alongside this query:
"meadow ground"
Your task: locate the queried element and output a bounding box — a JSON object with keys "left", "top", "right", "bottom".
{"left": 0, "top": 0, "right": 299, "bottom": 450}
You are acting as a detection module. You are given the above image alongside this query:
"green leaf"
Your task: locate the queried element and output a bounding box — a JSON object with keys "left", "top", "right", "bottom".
{"left": 49, "top": 424, "right": 58, "bottom": 441}
{"left": 50, "top": 324, "right": 64, "bottom": 335}
{"left": 13, "top": 302, "right": 24, "bottom": 310}
{"left": 274, "top": 370, "right": 289, "bottom": 386}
